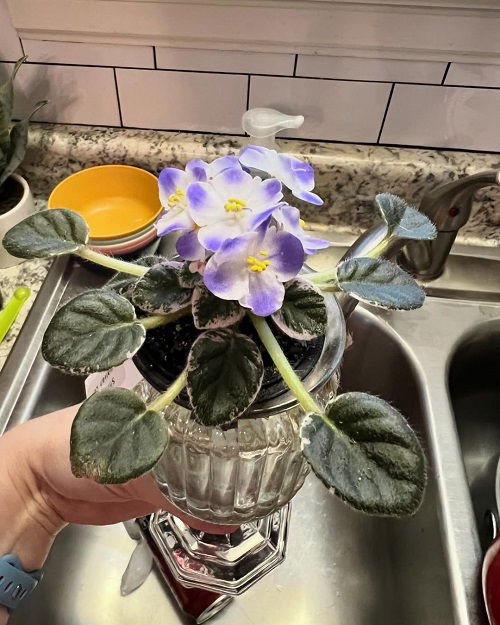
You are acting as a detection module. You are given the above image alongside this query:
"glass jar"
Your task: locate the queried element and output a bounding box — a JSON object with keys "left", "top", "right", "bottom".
{"left": 134, "top": 291, "right": 345, "bottom": 525}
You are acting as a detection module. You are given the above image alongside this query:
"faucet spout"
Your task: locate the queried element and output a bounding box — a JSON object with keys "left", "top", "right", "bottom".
{"left": 399, "top": 170, "right": 500, "bottom": 280}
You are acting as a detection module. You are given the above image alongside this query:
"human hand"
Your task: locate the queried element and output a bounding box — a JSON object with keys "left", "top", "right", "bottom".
{"left": 0, "top": 404, "right": 235, "bottom": 623}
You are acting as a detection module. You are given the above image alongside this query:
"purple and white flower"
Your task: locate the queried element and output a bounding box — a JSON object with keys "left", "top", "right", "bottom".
{"left": 275, "top": 204, "right": 330, "bottom": 255}
{"left": 204, "top": 220, "right": 304, "bottom": 316}
{"left": 239, "top": 145, "right": 323, "bottom": 206}
{"left": 187, "top": 166, "right": 283, "bottom": 252}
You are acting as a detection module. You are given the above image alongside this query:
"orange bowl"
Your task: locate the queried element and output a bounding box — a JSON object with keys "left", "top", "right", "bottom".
{"left": 48, "top": 165, "right": 162, "bottom": 241}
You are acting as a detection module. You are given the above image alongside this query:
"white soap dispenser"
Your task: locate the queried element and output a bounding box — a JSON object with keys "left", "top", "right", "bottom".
{"left": 242, "top": 108, "right": 304, "bottom": 148}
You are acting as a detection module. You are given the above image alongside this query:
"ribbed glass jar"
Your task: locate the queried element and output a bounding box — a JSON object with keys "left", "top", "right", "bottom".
{"left": 135, "top": 291, "right": 345, "bottom": 525}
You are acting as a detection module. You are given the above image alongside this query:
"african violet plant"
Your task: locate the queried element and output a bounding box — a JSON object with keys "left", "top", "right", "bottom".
{"left": 2, "top": 145, "right": 436, "bottom": 517}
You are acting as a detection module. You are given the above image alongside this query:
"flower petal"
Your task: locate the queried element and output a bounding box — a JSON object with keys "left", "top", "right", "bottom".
{"left": 204, "top": 235, "right": 254, "bottom": 300}
{"left": 249, "top": 204, "right": 279, "bottom": 230}
{"left": 264, "top": 227, "right": 304, "bottom": 281}
{"left": 292, "top": 189, "right": 324, "bottom": 205}
{"left": 208, "top": 155, "right": 241, "bottom": 177}
{"left": 176, "top": 229, "right": 206, "bottom": 261}
{"left": 158, "top": 168, "right": 187, "bottom": 205}
{"left": 211, "top": 166, "right": 253, "bottom": 198}
{"left": 187, "top": 182, "right": 226, "bottom": 225}
{"left": 156, "top": 208, "right": 194, "bottom": 235}
{"left": 185, "top": 159, "right": 209, "bottom": 181}
{"left": 240, "top": 271, "right": 285, "bottom": 316}
{"left": 275, "top": 204, "right": 329, "bottom": 254}
{"left": 247, "top": 177, "right": 282, "bottom": 209}
{"left": 198, "top": 217, "right": 251, "bottom": 252}
{"left": 278, "top": 154, "right": 315, "bottom": 191}
{"left": 239, "top": 145, "right": 277, "bottom": 175}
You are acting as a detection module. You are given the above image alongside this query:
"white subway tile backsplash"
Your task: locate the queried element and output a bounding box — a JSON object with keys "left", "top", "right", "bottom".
{"left": 296, "top": 55, "right": 447, "bottom": 84}
{"left": 381, "top": 84, "right": 500, "bottom": 151}
{"left": 156, "top": 47, "right": 295, "bottom": 75}
{"left": 0, "top": 62, "right": 120, "bottom": 126}
{"left": 0, "top": 0, "right": 23, "bottom": 62}
{"left": 249, "top": 76, "right": 391, "bottom": 142}
{"left": 22, "top": 40, "right": 154, "bottom": 68}
{"left": 446, "top": 62, "right": 500, "bottom": 88}
{"left": 116, "top": 69, "right": 247, "bottom": 133}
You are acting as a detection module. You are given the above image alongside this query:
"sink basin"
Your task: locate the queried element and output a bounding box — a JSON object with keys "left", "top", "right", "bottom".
{"left": 2, "top": 237, "right": 500, "bottom": 624}
{"left": 449, "top": 320, "right": 500, "bottom": 551}
{"left": 0, "top": 256, "right": 456, "bottom": 625}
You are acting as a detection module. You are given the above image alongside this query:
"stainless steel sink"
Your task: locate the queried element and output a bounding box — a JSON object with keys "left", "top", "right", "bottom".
{"left": 449, "top": 321, "right": 500, "bottom": 551}
{"left": 1, "top": 239, "right": 500, "bottom": 625}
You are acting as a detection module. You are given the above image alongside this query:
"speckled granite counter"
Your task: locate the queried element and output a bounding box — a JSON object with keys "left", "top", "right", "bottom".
{"left": 1, "top": 122, "right": 499, "bottom": 371}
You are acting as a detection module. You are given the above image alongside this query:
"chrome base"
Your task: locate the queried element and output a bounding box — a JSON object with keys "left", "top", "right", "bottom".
{"left": 148, "top": 505, "right": 291, "bottom": 596}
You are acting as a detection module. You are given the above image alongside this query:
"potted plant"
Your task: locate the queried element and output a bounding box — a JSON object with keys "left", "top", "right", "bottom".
{"left": 3, "top": 146, "right": 436, "bottom": 589}
{"left": 0, "top": 55, "right": 47, "bottom": 268}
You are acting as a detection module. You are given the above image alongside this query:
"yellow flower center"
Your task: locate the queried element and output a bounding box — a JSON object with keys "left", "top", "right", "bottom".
{"left": 224, "top": 197, "right": 246, "bottom": 212}
{"left": 167, "top": 188, "right": 186, "bottom": 208}
{"left": 247, "top": 250, "right": 270, "bottom": 272}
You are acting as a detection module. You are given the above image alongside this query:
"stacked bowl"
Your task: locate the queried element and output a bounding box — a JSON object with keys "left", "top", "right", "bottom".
{"left": 48, "top": 165, "right": 162, "bottom": 255}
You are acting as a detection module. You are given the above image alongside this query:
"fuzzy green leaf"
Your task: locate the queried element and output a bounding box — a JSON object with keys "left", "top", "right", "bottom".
{"left": 187, "top": 328, "right": 264, "bottom": 426}
{"left": 178, "top": 261, "right": 203, "bottom": 288}
{"left": 71, "top": 388, "right": 168, "bottom": 483}
{"left": 42, "top": 290, "right": 146, "bottom": 375}
{"left": 131, "top": 262, "right": 192, "bottom": 314}
{"left": 106, "top": 255, "right": 164, "bottom": 298}
{"left": 375, "top": 193, "right": 436, "bottom": 241}
{"left": 2, "top": 208, "right": 89, "bottom": 259}
{"left": 336, "top": 257, "right": 425, "bottom": 310}
{"left": 0, "top": 100, "right": 47, "bottom": 188}
{"left": 192, "top": 285, "right": 244, "bottom": 330}
{"left": 272, "top": 278, "right": 327, "bottom": 340}
{"left": 301, "top": 392, "right": 426, "bottom": 516}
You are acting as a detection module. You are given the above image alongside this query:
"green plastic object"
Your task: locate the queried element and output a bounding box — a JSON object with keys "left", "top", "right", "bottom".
{"left": 0, "top": 287, "right": 30, "bottom": 343}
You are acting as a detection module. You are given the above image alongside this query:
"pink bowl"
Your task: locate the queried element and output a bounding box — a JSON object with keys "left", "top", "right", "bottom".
{"left": 89, "top": 225, "right": 157, "bottom": 256}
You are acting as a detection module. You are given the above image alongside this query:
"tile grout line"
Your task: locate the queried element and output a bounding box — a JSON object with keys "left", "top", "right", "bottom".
{"left": 377, "top": 83, "right": 395, "bottom": 144}
{"left": 113, "top": 68, "right": 123, "bottom": 127}
{"left": 246, "top": 75, "right": 251, "bottom": 110}
{"left": 152, "top": 46, "right": 157, "bottom": 69}
{"left": 18, "top": 38, "right": 25, "bottom": 56}
{"left": 293, "top": 54, "right": 298, "bottom": 77}
{"left": 441, "top": 62, "right": 452, "bottom": 85}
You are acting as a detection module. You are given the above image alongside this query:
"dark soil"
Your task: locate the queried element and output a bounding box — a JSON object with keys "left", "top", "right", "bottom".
{"left": 134, "top": 314, "right": 324, "bottom": 408}
{"left": 0, "top": 176, "right": 24, "bottom": 216}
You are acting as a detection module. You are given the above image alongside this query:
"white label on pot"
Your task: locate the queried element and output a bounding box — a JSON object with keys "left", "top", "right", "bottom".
{"left": 85, "top": 360, "right": 143, "bottom": 397}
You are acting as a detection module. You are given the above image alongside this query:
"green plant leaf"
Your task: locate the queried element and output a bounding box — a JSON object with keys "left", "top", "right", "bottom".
{"left": 187, "top": 328, "right": 264, "bottom": 426}
{"left": 192, "top": 285, "right": 245, "bottom": 330}
{"left": 178, "top": 261, "right": 203, "bottom": 288}
{"left": 0, "top": 100, "right": 48, "bottom": 187}
{"left": 42, "top": 289, "right": 146, "bottom": 374}
{"left": 0, "top": 56, "right": 26, "bottom": 156}
{"left": 70, "top": 388, "right": 168, "bottom": 483}
{"left": 376, "top": 193, "right": 436, "bottom": 241}
{"left": 131, "top": 262, "right": 192, "bottom": 314}
{"left": 106, "top": 255, "right": 164, "bottom": 298}
{"left": 335, "top": 257, "right": 425, "bottom": 310}
{"left": 2, "top": 208, "right": 89, "bottom": 259}
{"left": 301, "top": 392, "right": 426, "bottom": 516}
{"left": 271, "top": 278, "right": 327, "bottom": 340}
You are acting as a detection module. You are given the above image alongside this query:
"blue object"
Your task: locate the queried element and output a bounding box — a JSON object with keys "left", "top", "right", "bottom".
{"left": 0, "top": 554, "right": 41, "bottom": 611}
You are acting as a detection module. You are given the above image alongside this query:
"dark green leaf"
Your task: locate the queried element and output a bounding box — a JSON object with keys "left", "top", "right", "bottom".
{"left": 336, "top": 257, "right": 425, "bottom": 310}
{"left": 0, "top": 100, "right": 48, "bottom": 187}
{"left": 192, "top": 285, "right": 244, "bottom": 330}
{"left": 272, "top": 278, "right": 327, "bottom": 340}
{"left": 178, "top": 261, "right": 203, "bottom": 288}
{"left": 0, "top": 56, "right": 26, "bottom": 156}
{"left": 70, "top": 388, "right": 168, "bottom": 483}
{"left": 106, "top": 255, "right": 164, "bottom": 298}
{"left": 42, "top": 289, "right": 146, "bottom": 374}
{"left": 2, "top": 208, "right": 89, "bottom": 258}
{"left": 301, "top": 392, "right": 426, "bottom": 516}
{"left": 187, "top": 328, "right": 264, "bottom": 426}
{"left": 131, "top": 262, "right": 192, "bottom": 314}
{"left": 375, "top": 193, "right": 436, "bottom": 241}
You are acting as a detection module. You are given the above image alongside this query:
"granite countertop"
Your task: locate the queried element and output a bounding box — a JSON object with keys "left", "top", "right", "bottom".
{"left": 1, "top": 123, "right": 499, "bottom": 371}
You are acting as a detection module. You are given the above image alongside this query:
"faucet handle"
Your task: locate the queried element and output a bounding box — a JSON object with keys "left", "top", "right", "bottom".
{"left": 420, "top": 169, "right": 500, "bottom": 231}
{"left": 242, "top": 108, "right": 304, "bottom": 149}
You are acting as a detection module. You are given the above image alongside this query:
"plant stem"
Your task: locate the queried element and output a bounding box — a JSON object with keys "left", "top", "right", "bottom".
{"left": 250, "top": 313, "right": 322, "bottom": 414}
{"left": 140, "top": 305, "right": 191, "bottom": 329}
{"left": 307, "top": 270, "right": 337, "bottom": 284}
{"left": 148, "top": 369, "right": 187, "bottom": 413}
{"left": 365, "top": 234, "right": 393, "bottom": 259}
{"left": 76, "top": 247, "right": 148, "bottom": 277}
